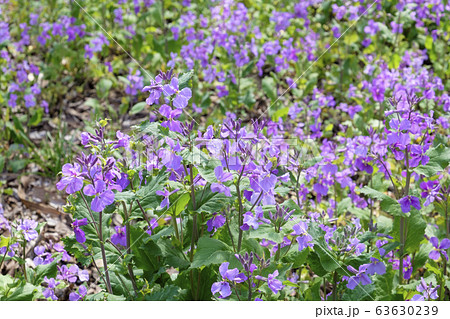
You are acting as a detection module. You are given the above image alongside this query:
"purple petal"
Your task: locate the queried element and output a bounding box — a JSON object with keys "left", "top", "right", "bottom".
{"left": 439, "top": 238, "right": 450, "bottom": 250}
{"left": 83, "top": 184, "right": 96, "bottom": 197}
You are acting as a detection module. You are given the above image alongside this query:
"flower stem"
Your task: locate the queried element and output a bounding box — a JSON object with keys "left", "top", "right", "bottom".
{"left": 332, "top": 270, "right": 338, "bottom": 301}
{"left": 99, "top": 211, "right": 113, "bottom": 294}
{"left": 121, "top": 202, "right": 138, "bottom": 296}
{"left": 22, "top": 240, "right": 28, "bottom": 282}
{"left": 236, "top": 165, "right": 246, "bottom": 253}
{"left": 399, "top": 216, "right": 405, "bottom": 285}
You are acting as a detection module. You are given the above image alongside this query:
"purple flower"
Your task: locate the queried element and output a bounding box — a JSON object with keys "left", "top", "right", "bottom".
{"left": 18, "top": 219, "right": 38, "bottom": 241}
{"left": 313, "top": 183, "right": 328, "bottom": 196}
{"left": 69, "top": 285, "right": 88, "bottom": 301}
{"left": 53, "top": 243, "right": 71, "bottom": 262}
{"left": 146, "top": 218, "right": 158, "bottom": 236}
{"left": 240, "top": 211, "right": 260, "bottom": 231}
{"left": 207, "top": 213, "right": 226, "bottom": 232}
{"left": 159, "top": 104, "right": 182, "bottom": 133}
{"left": 366, "top": 258, "right": 386, "bottom": 275}
{"left": 56, "top": 163, "right": 84, "bottom": 194}
{"left": 0, "top": 243, "right": 18, "bottom": 258}
{"left": 429, "top": 237, "right": 450, "bottom": 261}
{"left": 219, "top": 262, "right": 240, "bottom": 281}
{"left": 211, "top": 166, "right": 233, "bottom": 197}
{"left": 8, "top": 94, "right": 17, "bottom": 108}
{"left": 83, "top": 180, "right": 115, "bottom": 212}
{"left": 155, "top": 188, "right": 180, "bottom": 209}
{"left": 57, "top": 265, "right": 82, "bottom": 283}
{"left": 364, "top": 20, "right": 379, "bottom": 36}
{"left": 391, "top": 255, "right": 413, "bottom": 280}
{"left": 211, "top": 281, "right": 231, "bottom": 298}
{"left": 162, "top": 77, "right": 192, "bottom": 109}
{"left": 409, "top": 145, "right": 429, "bottom": 167}
{"left": 420, "top": 181, "right": 441, "bottom": 206}
{"left": 267, "top": 270, "right": 284, "bottom": 294}
{"left": 346, "top": 238, "right": 366, "bottom": 256}
{"left": 72, "top": 218, "right": 88, "bottom": 243}
{"left": 33, "top": 246, "right": 53, "bottom": 265}
{"left": 398, "top": 196, "right": 421, "bottom": 213}
{"left": 114, "top": 131, "right": 130, "bottom": 150}
{"left": 355, "top": 157, "right": 373, "bottom": 174}
{"left": 292, "top": 221, "right": 313, "bottom": 251}
{"left": 24, "top": 94, "right": 36, "bottom": 108}
{"left": 390, "top": 21, "right": 403, "bottom": 34}
{"left": 143, "top": 75, "right": 163, "bottom": 106}
{"left": 343, "top": 265, "right": 372, "bottom": 290}
{"left": 111, "top": 226, "right": 127, "bottom": 247}
{"left": 255, "top": 269, "right": 284, "bottom": 294}
{"left": 211, "top": 262, "right": 248, "bottom": 299}
{"left": 43, "top": 276, "right": 60, "bottom": 300}
{"left": 159, "top": 139, "right": 182, "bottom": 170}
{"left": 410, "top": 278, "right": 439, "bottom": 301}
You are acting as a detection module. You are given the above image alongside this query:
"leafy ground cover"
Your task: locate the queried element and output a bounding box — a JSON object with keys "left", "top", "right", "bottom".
{"left": 1, "top": 0, "right": 450, "bottom": 301}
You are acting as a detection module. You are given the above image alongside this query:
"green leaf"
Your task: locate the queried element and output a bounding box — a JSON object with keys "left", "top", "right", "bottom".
{"left": 3, "top": 282, "right": 37, "bottom": 301}
{"left": 129, "top": 102, "right": 147, "bottom": 115}
{"left": 32, "top": 258, "right": 59, "bottom": 286}
{"left": 132, "top": 170, "right": 167, "bottom": 215}
{"left": 424, "top": 36, "right": 433, "bottom": 50}
{"left": 262, "top": 77, "right": 277, "bottom": 101}
{"left": 145, "top": 285, "right": 187, "bottom": 301}
{"left": 391, "top": 210, "right": 426, "bottom": 255}
{"left": 388, "top": 53, "right": 401, "bottom": 69}
{"left": 178, "top": 70, "right": 194, "bottom": 90}
{"left": 308, "top": 251, "right": 327, "bottom": 277}
{"left": 0, "top": 236, "right": 10, "bottom": 248}
{"left": 282, "top": 248, "right": 309, "bottom": 268}
{"left": 309, "top": 224, "right": 340, "bottom": 272}
{"left": 166, "top": 192, "right": 190, "bottom": 216}
{"left": 247, "top": 225, "right": 284, "bottom": 243}
{"left": 195, "top": 159, "right": 221, "bottom": 184}
{"left": 414, "top": 144, "right": 450, "bottom": 177}
{"left": 359, "top": 186, "right": 403, "bottom": 216}
{"left": 158, "top": 238, "right": 190, "bottom": 269}
{"left": 188, "top": 187, "right": 234, "bottom": 214}
{"left": 96, "top": 78, "right": 113, "bottom": 99}
{"left": 372, "top": 268, "right": 396, "bottom": 301}
{"left": 130, "top": 226, "right": 162, "bottom": 273}
{"left": 272, "top": 107, "right": 289, "bottom": 121}
{"left": 191, "top": 237, "right": 234, "bottom": 268}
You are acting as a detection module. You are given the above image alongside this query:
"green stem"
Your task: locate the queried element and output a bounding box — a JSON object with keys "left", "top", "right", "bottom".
{"left": 99, "top": 212, "right": 113, "bottom": 294}
{"left": 22, "top": 240, "right": 28, "bottom": 282}
{"left": 225, "top": 210, "right": 236, "bottom": 252}
{"left": 399, "top": 217, "right": 404, "bottom": 285}
{"left": 172, "top": 212, "right": 180, "bottom": 242}
{"left": 188, "top": 163, "right": 199, "bottom": 301}
{"left": 332, "top": 270, "right": 338, "bottom": 301}
{"left": 0, "top": 240, "right": 10, "bottom": 270}
{"left": 236, "top": 165, "right": 246, "bottom": 253}
{"left": 121, "top": 202, "right": 138, "bottom": 296}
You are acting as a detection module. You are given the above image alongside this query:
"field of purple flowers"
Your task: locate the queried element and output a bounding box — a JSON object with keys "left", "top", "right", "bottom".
{"left": 1, "top": 0, "right": 450, "bottom": 301}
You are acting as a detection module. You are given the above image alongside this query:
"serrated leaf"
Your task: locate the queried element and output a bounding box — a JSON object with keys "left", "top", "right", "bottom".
{"left": 178, "top": 70, "right": 194, "bottom": 90}
{"left": 414, "top": 144, "right": 450, "bottom": 177}
{"left": 188, "top": 187, "right": 234, "bottom": 214}
{"left": 247, "top": 225, "right": 284, "bottom": 243}
{"left": 145, "top": 285, "right": 187, "bottom": 301}
{"left": 359, "top": 186, "right": 403, "bottom": 216}
{"left": 133, "top": 170, "right": 167, "bottom": 215}
{"left": 391, "top": 210, "right": 426, "bottom": 255}
{"left": 191, "top": 237, "right": 234, "bottom": 268}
